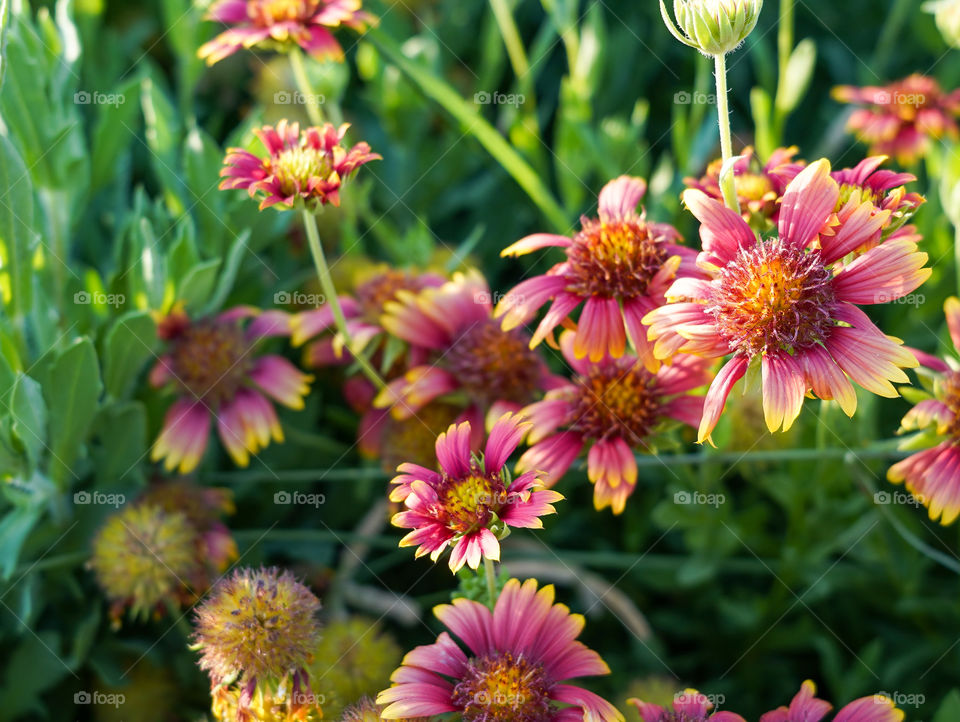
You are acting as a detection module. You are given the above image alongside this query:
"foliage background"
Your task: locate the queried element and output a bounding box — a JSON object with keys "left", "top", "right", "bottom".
{"left": 1, "top": 0, "right": 960, "bottom": 719}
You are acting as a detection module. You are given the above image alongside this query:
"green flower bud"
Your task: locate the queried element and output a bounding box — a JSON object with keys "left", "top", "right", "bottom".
{"left": 926, "top": 0, "right": 960, "bottom": 49}
{"left": 661, "top": 0, "right": 763, "bottom": 56}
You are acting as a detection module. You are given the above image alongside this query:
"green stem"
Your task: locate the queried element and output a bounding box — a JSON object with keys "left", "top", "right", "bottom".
{"left": 772, "top": 0, "right": 794, "bottom": 141}
{"left": 713, "top": 53, "right": 740, "bottom": 213}
{"left": 301, "top": 210, "right": 386, "bottom": 389}
{"left": 488, "top": 0, "right": 536, "bottom": 108}
{"left": 870, "top": 0, "right": 912, "bottom": 78}
{"left": 484, "top": 556, "right": 499, "bottom": 606}
{"left": 288, "top": 48, "right": 325, "bottom": 126}
{"left": 955, "top": 223, "right": 960, "bottom": 297}
{"left": 633, "top": 445, "right": 905, "bottom": 468}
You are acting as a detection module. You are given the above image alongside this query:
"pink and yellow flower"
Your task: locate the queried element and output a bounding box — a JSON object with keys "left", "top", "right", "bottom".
{"left": 221, "top": 120, "right": 380, "bottom": 211}
{"left": 390, "top": 413, "right": 562, "bottom": 573}
{"left": 833, "top": 74, "right": 960, "bottom": 165}
{"left": 198, "top": 0, "right": 373, "bottom": 66}
{"left": 374, "top": 270, "right": 561, "bottom": 428}
{"left": 760, "top": 680, "right": 904, "bottom": 722}
{"left": 685, "top": 146, "right": 805, "bottom": 229}
{"left": 643, "top": 160, "right": 930, "bottom": 442}
{"left": 888, "top": 297, "right": 960, "bottom": 525}
{"left": 376, "top": 578, "right": 624, "bottom": 721}
{"left": 150, "top": 306, "right": 313, "bottom": 474}
{"left": 495, "top": 175, "right": 700, "bottom": 369}
{"left": 516, "top": 331, "right": 711, "bottom": 514}
{"left": 630, "top": 689, "right": 745, "bottom": 722}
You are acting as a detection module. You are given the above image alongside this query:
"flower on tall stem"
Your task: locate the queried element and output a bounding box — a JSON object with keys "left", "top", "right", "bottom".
{"left": 376, "top": 578, "right": 624, "bottom": 721}
{"left": 685, "top": 146, "right": 804, "bottom": 230}
{"left": 194, "top": 567, "right": 322, "bottom": 720}
{"left": 517, "top": 331, "right": 712, "bottom": 514}
{"left": 150, "top": 306, "right": 312, "bottom": 474}
{"left": 833, "top": 74, "right": 960, "bottom": 165}
{"left": 759, "top": 680, "right": 904, "bottom": 722}
{"left": 495, "top": 176, "right": 700, "bottom": 368}
{"left": 198, "top": 0, "right": 373, "bottom": 66}
{"left": 375, "top": 270, "right": 561, "bottom": 428}
{"left": 390, "top": 413, "right": 562, "bottom": 573}
{"left": 660, "top": 0, "right": 763, "bottom": 57}
{"left": 631, "top": 689, "right": 745, "bottom": 722}
{"left": 221, "top": 120, "right": 380, "bottom": 211}
{"left": 888, "top": 297, "right": 960, "bottom": 526}
{"left": 644, "top": 160, "right": 930, "bottom": 442}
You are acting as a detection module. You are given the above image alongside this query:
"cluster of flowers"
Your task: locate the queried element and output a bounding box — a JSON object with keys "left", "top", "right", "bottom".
{"left": 82, "top": 0, "right": 960, "bottom": 720}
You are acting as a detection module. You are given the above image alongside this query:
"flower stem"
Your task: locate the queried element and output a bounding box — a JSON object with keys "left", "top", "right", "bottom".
{"left": 772, "top": 0, "right": 794, "bottom": 141}
{"left": 489, "top": 0, "right": 536, "bottom": 109}
{"left": 288, "top": 48, "right": 325, "bottom": 126}
{"left": 301, "top": 210, "right": 386, "bottom": 389}
{"left": 484, "top": 556, "right": 499, "bottom": 607}
{"left": 713, "top": 53, "right": 740, "bottom": 214}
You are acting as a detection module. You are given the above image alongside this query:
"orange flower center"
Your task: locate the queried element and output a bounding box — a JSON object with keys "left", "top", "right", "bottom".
{"left": 439, "top": 471, "right": 504, "bottom": 533}
{"left": 445, "top": 319, "right": 544, "bottom": 406}
{"left": 452, "top": 653, "right": 552, "bottom": 721}
{"left": 169, "top": 321, "right": 252, "bottom": 405}
{"left": 273, "top": 146, "right": 331, "bottom": 198}
{"left": 735, "top": 171, "right": 775, "bottom": 203}
{"left": 565, "top": 218, "right": 671, "bottom": 299}
{"left": 706, "top": 238, "right": 835, "bottom": 357}
{"left": 379, "top": 403, "right": 462, "bottom": 471}
{"left": 942, "top": 371, "right": 960, "bottom": 438}
{"left": 355, "top": 270, "right": 429, "bottom": 324}
{"left": 250, "top": 0, "right": 317, "bottom": 24}
{"left": 567, "top": 362, "right": 661, "bottom": 444}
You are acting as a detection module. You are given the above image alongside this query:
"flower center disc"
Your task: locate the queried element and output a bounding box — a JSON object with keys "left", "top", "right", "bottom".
{"left": 735, "top": 172, "right": 775, "bottom": 203}
{"left": 565, "top": 219, "right": 670, "bottom": 299}
{"left": 452, "top": 653, "right": 553, "bottom": 722}
{"left": 568, "top": 363, "right": 661, "bottom": 444}
{"left": 355, "top": 271, "right": 427, "bottom": 324}
{"left": 445, "top": 319, "right": 543, "bottom": 406}
{"left": 942, "top": 371, "right": 960, "bottom": 438}
{"left": 251, "top": 0, "right": 317, "bottom": 24}
{"left": 439, "top": 472, "right": 504, "bottom": 533}
{"left": 705, "top": 238, "right": 835, "bottom": 356}
{"left": 170, "top": 322, "right": 251, "bottom": 405}
{"left": 273, "top": 146, "right": 331, "bottom": 199}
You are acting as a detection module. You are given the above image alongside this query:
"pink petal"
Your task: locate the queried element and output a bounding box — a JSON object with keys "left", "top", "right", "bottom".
{"left": 778, "top": 159, "right": 839, "bottom": 248}
{"left": 598, "top": 175, "right": 647, "bottom": 222}
{"left": 699, "top": 356, "right": 749, "bottom": 443}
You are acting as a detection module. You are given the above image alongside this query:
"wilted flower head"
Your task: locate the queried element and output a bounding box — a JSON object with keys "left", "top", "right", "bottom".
{"left": 221, "top": 120, "right": 380, "bottom": 211}
{"left": 759, "top": 680, "right": 904, "bottom": 722}
{"left": 195, "top": 567, "right": 322, "bottom": 718}
{"left": 888, "top": 297, "right": 960, "bottom": 526}
{"left": 517, "top": 331, "right": 712, "bottom": 514}
{"left": 631, "top": 689, "right": 745, "bottom": 722}
{"left": 833, "top": 74, "right": 960, "bottom": 165}
{"left": 198, "top": 0, "right": 373, "bottom": 66}
{"left": 644, "top": 160, "right": 930, "bottom": 442}
{"left": 376, "top": 578, "right": 624, "bottom": 721}
{"left": 89, "top": 504, "right": 200, "bottom": 625}
{"left": 927, "top": 0, "right": 960, "bottom": 49}
{"left": 685, "top": 146, "right": 804, "bottom": 230}
{"left": 150, "top": 305, "right": 312, "bottom": 474}
{"left": 375, "top": 270, "right": 560, "bottom": 424}
{"left": 661, "top": 0, "right": 763, "bottom": 56}
{"left": 496, "top": 176, "right": 699, "bottom": 369}
{"left": 390, "top": 413, "right": 562, "bottom": 573}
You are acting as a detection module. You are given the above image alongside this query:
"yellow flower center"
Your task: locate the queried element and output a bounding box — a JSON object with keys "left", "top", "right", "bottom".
{"left": 452, "top": 653, "right": 552, "bottom": 721}
{"left": 439, "top": 473, "right": 503, "bottom": 533}
{"left": 735, "top": 171, "right": 774, "bottom": 202}
{"left": 251, "top": 0, "right": 317, "bottom": 24}
{"left": 273, "top": 146, "right": 332, "bottom": 199}
{"left": 355, "top": 270, "right": 429, "bottom": 324}
{"left": 568, "top": 362, "right": 661, "bottom": 444}
{"left": 837, "top": 182, "right": 882, "bottom": 210}
{"left": 565, "top": 218, "right": 671, "bottom": 299}
{"left": 170, "top": 321, "right": 252, "bottom": 405}
{"left": 706, "top": 238, "right": 835, "bottom": 356}
{"left": 941, "top": 371, "right": 960, "bottom": 438}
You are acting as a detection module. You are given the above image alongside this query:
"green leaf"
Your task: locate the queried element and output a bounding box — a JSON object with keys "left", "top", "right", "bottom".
{"left": 9, "top": 374, "right": 46, "bottom": 473}
{"left": 0, "top": 630, "right": 69, "bottom": 716}
{"left": 43, "top": 338, "right": 102, "bottom": 486}
{"left": 0, "top": 133, "right": 36, "bottom": 318}
{"left": 178, "top": 258, "right": 221, "bottom": 311}
{"left": 203, "top": 229, "right": 250, "bottom": 314}
{"left": 92, "top": 401, "right": 147, "bottom": 486}
{"left": 102, "top": 311, "right": 156, "bottom": 399}
{"left": 0, "top": 0, "right": 10, "bottom": 90}
{"left": 750, "top": 86, "right": 775, "bottom": 161}
{"left": 933, "top": 690, "right": 960, "bottom": 722}
{"left": 777, "top": 39, "right": 817, "bottom": 113}
{"left": 0, "top": 503, "right": 42, "bottom": 579}
{"left": 183, "top": 125, "right": 229, "bottom": 255}
{"left": 90, "top": 74, "right": 141, "bottom": 191}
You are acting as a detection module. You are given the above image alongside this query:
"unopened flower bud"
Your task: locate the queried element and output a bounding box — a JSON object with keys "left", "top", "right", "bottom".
{"left": 661, "top": 0, "right": 763, "bottom": 56}
{"left": 927, "top": 0, "right": 960, "bottom": 49}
